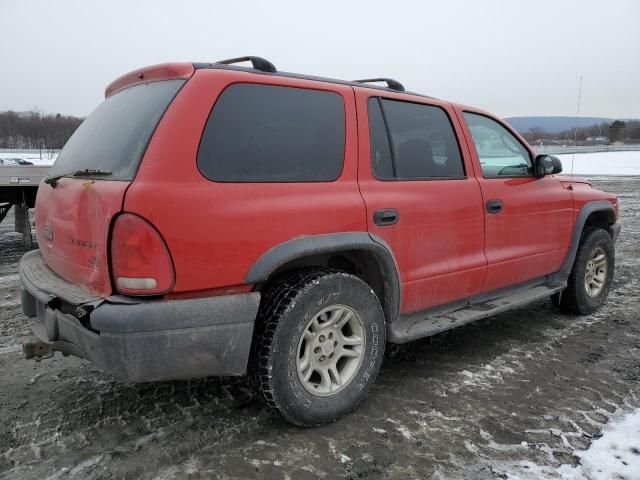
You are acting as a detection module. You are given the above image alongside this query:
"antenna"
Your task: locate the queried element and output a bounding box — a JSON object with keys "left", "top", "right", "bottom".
{"left": 570, "top": 76, "right": 583, "bottom": 176}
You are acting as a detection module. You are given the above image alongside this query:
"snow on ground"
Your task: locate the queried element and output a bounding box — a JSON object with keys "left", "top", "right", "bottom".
{"left": 0, "top": 150, "right": 58, "bottom": 166}
{"left": 578, "top": 409, "right": 640, "bottom": 479}
{"left": 501, "top": 408, "right": 640, "bottom": 479}
{"left": 555, "top": 151, "right": 640, "bottom": 176}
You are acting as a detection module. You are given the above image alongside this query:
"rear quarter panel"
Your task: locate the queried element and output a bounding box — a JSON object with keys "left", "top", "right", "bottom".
{"left": 123, "top": 70, "right": 366, "bottom": 293}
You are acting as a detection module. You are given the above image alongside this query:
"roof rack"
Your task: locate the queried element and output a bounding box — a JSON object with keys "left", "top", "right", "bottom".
{"left": 353, "top": 78, "right": 405, "bottom": 92}
{"left": 216, "top": 56, "right": 277, "bottom": 73}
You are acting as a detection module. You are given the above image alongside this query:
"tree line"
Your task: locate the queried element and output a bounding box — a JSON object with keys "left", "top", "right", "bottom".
{"left": 0, "top": 110, "right": 83, "bottom": 150}
{"left": 2, "top": 109, "right": 638, "bottom": 150}
{"left": 521, "top": 120, "right": 640, "bottom": 144}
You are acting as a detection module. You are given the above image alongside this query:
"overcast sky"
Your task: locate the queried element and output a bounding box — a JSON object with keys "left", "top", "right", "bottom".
{"left": 1, "top": 0, "right": 638, "bottom": 119}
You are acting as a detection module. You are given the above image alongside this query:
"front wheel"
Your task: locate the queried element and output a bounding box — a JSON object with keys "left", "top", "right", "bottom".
{"left": 249, "top": 269, "right": 386, "bottom": 427}
{"left": 553, "top": 227, "right": 615, "bottom": 315}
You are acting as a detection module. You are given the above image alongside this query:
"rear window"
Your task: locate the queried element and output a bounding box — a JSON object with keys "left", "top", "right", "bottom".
{"left": 197, "top": 83, "right": 345, "bottom": 182}
{"left": 49, "top": 80, "right": 184, "bottom": 181}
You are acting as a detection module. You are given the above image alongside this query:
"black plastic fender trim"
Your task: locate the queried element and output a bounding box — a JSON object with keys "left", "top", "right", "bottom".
{"left": 244, "top": 232, "right": 402, "bottom": 323}
{"left": 551, "top": 200, "right": 617, "bottom": 284}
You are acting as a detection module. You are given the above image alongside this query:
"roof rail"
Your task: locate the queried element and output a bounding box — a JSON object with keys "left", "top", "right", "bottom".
{"left": 353, "top": 78, "right": 405, "bottom": 92}
{"left": 216, "top": 56, "right": 277, "bottom": 73}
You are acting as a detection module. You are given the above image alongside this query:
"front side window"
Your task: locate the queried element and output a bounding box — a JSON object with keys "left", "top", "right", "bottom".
{"left": 463, "top": 113, "right": 532, "bottom": 177}
{"left": 368, "top": 98, "right": 465, "bottom": 180}
{"left": 198, "top": 83, "right": 345, "bottom": 182}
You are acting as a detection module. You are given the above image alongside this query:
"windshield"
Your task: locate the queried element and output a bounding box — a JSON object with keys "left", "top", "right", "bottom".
{"left": 49, "top": 80, "right": 184, "bottom": 180}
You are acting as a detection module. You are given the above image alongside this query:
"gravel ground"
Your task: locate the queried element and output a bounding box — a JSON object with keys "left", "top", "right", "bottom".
{"left": 1, "top": 177, "right": 639, "bottom": 479}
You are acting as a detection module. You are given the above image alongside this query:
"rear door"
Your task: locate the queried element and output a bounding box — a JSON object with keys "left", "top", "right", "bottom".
{"left": 35, "top": 79, "right": 186, "bottom": 297}
{"left": 355, "top": 89, "right": 486, "bottom": 314}
{"left": 456, "top": 109, "right": 573, "bottom": 292}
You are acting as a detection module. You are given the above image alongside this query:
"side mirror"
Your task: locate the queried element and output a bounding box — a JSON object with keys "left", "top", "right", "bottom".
{"left": 534, "top": 154, "right": 562, "bottom": 176}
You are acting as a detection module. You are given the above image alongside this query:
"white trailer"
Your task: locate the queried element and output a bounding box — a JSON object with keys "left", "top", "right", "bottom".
{"left": 0, "top": 164, "right": 50, "bottom": 247}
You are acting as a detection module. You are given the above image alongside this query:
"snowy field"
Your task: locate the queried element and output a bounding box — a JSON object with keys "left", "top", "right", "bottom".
{"left": 1, "top": 150, "right": 640, "bottom": 175}
{"left": 556, "top": 151, "right": 640, "bottom": 176}
{"left": 0, "top": 149, "right": 58, "bottom": 166}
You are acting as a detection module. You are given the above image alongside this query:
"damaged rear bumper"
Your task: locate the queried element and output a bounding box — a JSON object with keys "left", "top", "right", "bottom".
{"left": 19, "top": 250, "right": 260, "bottom": 382}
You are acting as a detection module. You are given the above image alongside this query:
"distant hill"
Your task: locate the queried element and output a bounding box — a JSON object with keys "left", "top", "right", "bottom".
{"left": 505, "top": 116, "right": 614, "bottom": 134}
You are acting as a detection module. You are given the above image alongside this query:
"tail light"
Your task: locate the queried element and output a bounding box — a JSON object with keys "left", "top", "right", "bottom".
{"left": 110, "top": 213, "right": 175, "bottom": 295}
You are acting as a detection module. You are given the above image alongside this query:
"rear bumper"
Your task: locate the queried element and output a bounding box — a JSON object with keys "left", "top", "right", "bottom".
{"left": 19, "top": 250, "right": 260, "bottom": 382}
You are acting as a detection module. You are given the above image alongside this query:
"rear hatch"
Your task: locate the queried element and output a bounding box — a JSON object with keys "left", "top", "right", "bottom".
{"left": 35, "top": 79, "right": 185, "bottom": 298}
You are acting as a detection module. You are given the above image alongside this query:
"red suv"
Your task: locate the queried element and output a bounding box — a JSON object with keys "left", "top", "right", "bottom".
{"left": 19, "top": 56, "right": 620, "bottom": 426}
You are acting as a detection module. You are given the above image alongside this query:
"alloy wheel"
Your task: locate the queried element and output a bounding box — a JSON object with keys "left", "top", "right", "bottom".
{"left": 296, "top": 305, "right": 365, "bottom": 397}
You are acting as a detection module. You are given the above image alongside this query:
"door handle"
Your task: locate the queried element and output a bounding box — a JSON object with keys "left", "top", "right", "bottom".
{"left": 373, "top": 208, "right": 399, "bottom": 226}
{"left": 486, "top": 199, "right": 503, "bottom": 214}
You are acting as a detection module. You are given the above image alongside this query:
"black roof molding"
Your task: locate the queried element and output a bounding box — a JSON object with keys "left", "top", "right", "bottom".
{"left": 192, "top": 61, "right": 431, "bottom": 98}
{"left": 353, "top": 78, "right": 405, "bottom": 92}
{"left": 215, "top": 56, "right": 277, "bottom": 73}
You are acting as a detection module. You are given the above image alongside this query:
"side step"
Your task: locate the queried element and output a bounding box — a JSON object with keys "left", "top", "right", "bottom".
{"left": 389, "top": 283, "right": 564, "bottom": 343}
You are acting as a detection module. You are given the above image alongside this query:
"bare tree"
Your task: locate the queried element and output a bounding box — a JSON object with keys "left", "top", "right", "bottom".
{"left": 0, "top": 110, "right": 83, "bottom": 150}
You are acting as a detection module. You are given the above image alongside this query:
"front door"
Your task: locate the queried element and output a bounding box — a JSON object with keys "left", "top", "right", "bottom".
{"left": 457, "top": 110, "right": 574, "bottom": 292}
{"left": 356, "top": 90, "right": 487, "bottom": 314}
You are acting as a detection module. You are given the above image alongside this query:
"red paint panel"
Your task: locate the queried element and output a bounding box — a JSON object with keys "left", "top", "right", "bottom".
{"left": 105, "top": 63, "right": 194, "bottom": 98}
{"left": 453, "top": 105, "right": 574, "bottom": 291}
{"left": 123, "top": 69, "right": 366, "bottom": 294}
{"left": 568, "top": 180, "right": 619, "bottom": 227}
{"left": 354, "top": 88, "right": 487, "bottom": 313}
{"left": 35, "top": 179, "right": 129, "bottom": 297}
{"left": 567, "top": 180, "right": 618, "bottom": 212}
{"left": 476, "top": 176, "right": 574, "bottom": 290}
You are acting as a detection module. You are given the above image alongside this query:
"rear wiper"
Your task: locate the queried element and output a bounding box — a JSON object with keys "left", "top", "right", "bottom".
{"left": 44, "top": 169, "right": 112, "bottom": 188}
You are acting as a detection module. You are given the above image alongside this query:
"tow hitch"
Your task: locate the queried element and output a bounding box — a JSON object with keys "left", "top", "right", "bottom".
{"left": 20, "top": 336, "right": 53, "bottom": 360}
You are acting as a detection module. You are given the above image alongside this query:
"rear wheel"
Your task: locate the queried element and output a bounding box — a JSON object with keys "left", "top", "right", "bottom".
{"left": 552, "top": 228, "right": 614, "bottom": 315}
{"left": 249, "top": 269, "right": 386, "bottom": 427}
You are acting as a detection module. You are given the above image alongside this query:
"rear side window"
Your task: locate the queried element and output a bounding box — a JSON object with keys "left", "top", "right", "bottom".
{"left": 368, "top": 98, "right": 464, "bottom": 180}
{"left": 49, "top": 80, "right": 184, "bottom": 181}
{"left": 198, "top": 84, "right": 345, "bottom": 182}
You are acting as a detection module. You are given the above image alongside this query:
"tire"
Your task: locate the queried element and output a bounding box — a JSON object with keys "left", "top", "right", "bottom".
{"left": 553, "top": 227, "right": 615, "bottom": 315}
{"left": 249, "top": 269, "right": 386, "bottom": 427}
